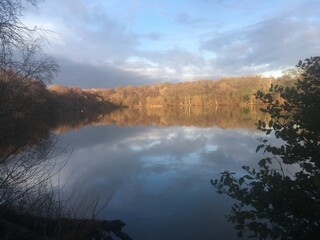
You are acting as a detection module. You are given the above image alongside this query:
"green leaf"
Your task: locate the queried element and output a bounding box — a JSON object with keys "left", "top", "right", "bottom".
{"left": 259, "top": 159, "right": 266, "bottom": 167}
{"left": 256, "top": 144, "right": 264, "bottom": 152}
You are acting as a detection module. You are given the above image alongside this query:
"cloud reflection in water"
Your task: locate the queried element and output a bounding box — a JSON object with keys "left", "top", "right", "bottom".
{"left": 56, "top": 125, "right": 264, "bottom": 239}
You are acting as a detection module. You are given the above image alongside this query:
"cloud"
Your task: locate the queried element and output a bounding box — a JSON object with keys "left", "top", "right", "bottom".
{"left": 174, "top": 12, "right": 203, "bottom": 25}
{"left": 56, "top": 124, "right": 262, "bottom": 238}
{"left": 26, "top": 0, "right": 320, "bottom": 83}
{"left": 54, "top": 57, "right": 160, "bottom": 88}
{"left": 142, "top": 32, "right": 162, "bottom": 41}
{"left": 29, "top": 0, "right": 140, "bottom": 64}
{"left": 137, "top": 48, "right": 207, "bottom": 79}
{"left": 201, "top": 15, "right": 320, "bottom": 75}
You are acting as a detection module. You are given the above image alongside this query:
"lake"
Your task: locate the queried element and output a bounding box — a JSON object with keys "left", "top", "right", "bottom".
{"left": 49, "top": 106, "right": 268, "bottom": 239}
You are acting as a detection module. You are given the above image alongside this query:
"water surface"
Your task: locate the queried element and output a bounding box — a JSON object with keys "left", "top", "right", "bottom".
{"left": 53, "top": 107, "right": 266, "bottom": 239}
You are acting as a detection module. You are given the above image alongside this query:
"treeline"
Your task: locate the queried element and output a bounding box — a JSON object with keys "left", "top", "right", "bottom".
{"left": 0, "top": 76, "right": 118, "bottom": 119}
{"left": 0, "top": 72, "right": 297, "bottom": 126}
{"left": 48, "top": 85, "right": 118, "bottom": 114}
{"left": 0, "top": 76, "right": 118, "bottom": 150}
{"left": 86, "top": 76, "right": 289, "bottom": 107}
{"left": 0, "top": 76, "right": 119, "bottom": 154}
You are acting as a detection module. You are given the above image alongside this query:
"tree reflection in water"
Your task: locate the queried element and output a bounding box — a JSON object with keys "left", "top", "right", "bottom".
{"left": 212, "top": 57, "right": 320, "bottom": 239}
{"left": 0, "top": 114, "right": 132, "bottom": 239}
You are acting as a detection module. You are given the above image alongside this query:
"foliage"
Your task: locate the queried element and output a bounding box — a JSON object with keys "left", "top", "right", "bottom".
{"left": 256, "top": 56, "right": 320, "bottom": 171}
{"left": 90, "top": 76, "right": 279, "bottom": 107}
{"left": 211, "top": 57, "right": 320, "bottom": 239}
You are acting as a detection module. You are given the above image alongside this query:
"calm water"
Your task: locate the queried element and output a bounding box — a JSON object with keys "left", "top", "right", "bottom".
{"left": 52, "top": 107, "right": 267, "bottom": 240}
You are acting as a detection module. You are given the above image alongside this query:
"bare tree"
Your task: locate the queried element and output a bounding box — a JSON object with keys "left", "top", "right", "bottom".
{"left": 0, "top": 2, "right": 132, "bottom": 239}
{"left": 0, "top": 0, "right": 58, "bottom": 116}
{"left": 0, "top": 133, "right": 132, "bottom": 240}
{"left": 0, "top": 0, "right": 58, "bottom": 80}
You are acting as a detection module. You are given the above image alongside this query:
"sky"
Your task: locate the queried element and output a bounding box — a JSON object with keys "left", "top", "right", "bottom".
{"left": 25, "top": 0, "right": 320, "bottom": 88}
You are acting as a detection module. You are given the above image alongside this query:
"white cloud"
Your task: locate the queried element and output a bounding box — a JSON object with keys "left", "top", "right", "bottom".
{"left": 24, "top": 0, "right": 320, "bottom": 86}
{"left": 28, "top": 0, "right": 140, "bottom": 62}
{"left": 202, "top": 15, "right": 320, "bottom": 75}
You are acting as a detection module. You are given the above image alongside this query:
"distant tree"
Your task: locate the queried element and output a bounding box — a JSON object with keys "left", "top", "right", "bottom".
{"left": 211, "top": 57, "right": 320, "bottom": 239}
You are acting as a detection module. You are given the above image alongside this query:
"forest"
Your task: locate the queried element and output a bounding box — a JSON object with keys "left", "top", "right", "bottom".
{"left": 0, "top": 74, "right": 118, "bottom": 119}
{"left": 51, "top": 74, "right": 296, "bottom": 109}
{"left": 1, "top": 71, "right": 297, "bottom": 122}
{"left": 87, "top": 76, "right": 273, "bottom": 107}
